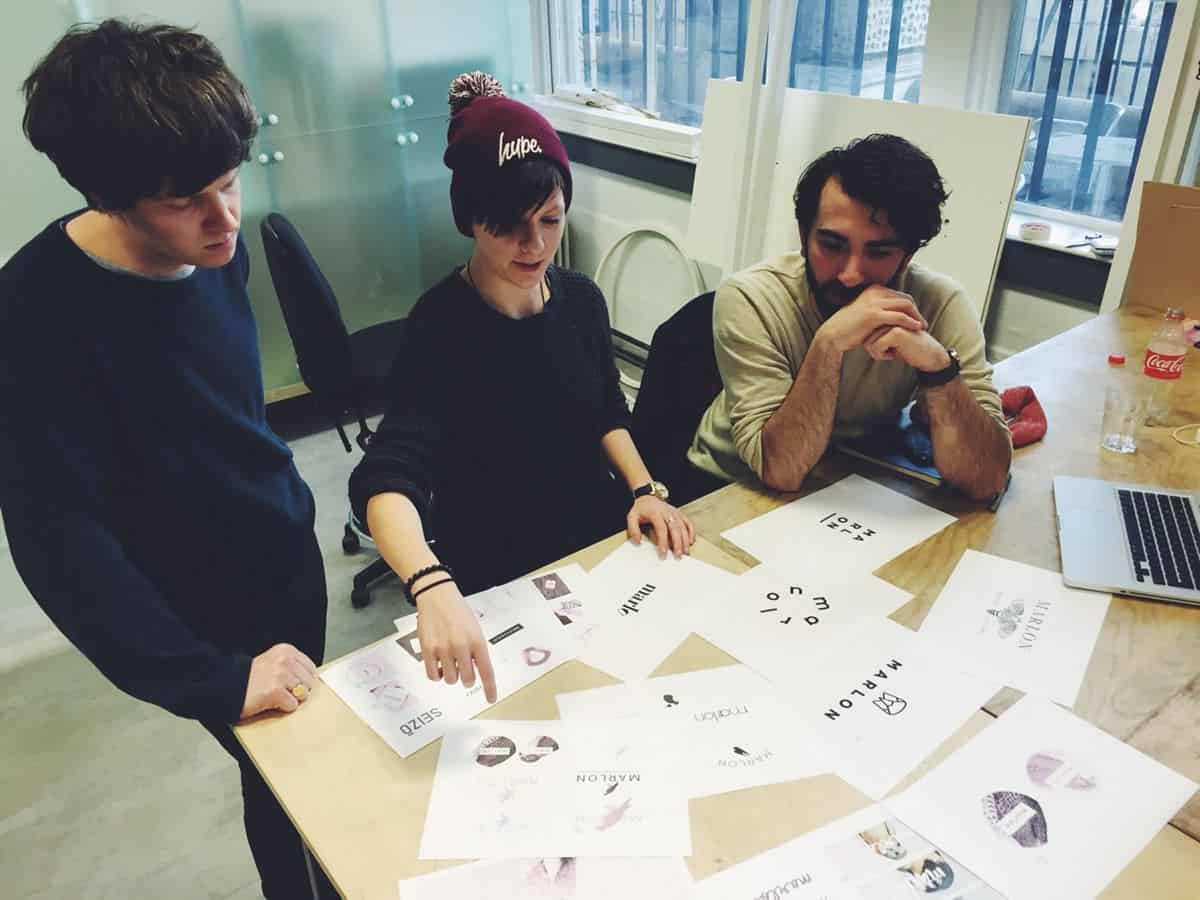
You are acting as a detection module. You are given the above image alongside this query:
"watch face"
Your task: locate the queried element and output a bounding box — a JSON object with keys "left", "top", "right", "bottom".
{"left": 652, "top": 480, "right": 670, "bottom": 502}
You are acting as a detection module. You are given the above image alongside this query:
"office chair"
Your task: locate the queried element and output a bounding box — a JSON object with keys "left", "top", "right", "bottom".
{"left": 260, "top": 212, "right": 405, "bottom": 608}
{"left": 630, "top": 291, "right": 726, "bottom": 507}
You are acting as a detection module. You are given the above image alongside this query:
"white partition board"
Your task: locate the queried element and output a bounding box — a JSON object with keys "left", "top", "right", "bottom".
{"left": 688, "top": 80, "right": 1030, "bottom": 321}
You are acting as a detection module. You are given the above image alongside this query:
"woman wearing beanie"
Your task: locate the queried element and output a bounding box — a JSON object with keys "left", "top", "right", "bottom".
{"left": 349, "top": 73, "right": 694, "bottom": 700}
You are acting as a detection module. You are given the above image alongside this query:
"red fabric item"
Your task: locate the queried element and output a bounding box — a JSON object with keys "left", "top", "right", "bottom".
{"left": 1002, "top": 385, "right": 1047, "bottom": 447}
{"left": 443, "top": 75, "right": 572, "bottom": 236}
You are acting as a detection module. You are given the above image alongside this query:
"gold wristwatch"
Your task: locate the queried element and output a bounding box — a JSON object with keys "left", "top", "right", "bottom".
{"left": 632, "top": 480, "right": 670, "bottom": 502}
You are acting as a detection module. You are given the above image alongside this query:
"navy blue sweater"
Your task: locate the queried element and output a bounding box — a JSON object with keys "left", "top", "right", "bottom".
{"left": 0, "top": 216, "right": 322, "bottom": 724}
{"left": 350, "top": 266, "right": 632, "bottom": 593}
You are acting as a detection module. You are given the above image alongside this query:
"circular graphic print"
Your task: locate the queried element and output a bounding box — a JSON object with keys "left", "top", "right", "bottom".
{"left": 982, "top": 791, "right": 1048, "bottom": 848}
{"left": 475, "top": 736, "right": 517, "bottom": 767}
{"left": 1026, "top": 752, "right": 1096, "bottom": 790}
{"left": 519, "top": 735, "right": 560, "bottom": 763}
{"left": 523, "top": 646, "right": 552, "bottom": 667}
{"left": 368, "top": 680, "right": 412, "bottom": 711}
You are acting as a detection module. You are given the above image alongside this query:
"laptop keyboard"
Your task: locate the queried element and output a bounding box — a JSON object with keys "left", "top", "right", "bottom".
{"left": 1117, "top": 489, "right": 1200, "bottom": 589}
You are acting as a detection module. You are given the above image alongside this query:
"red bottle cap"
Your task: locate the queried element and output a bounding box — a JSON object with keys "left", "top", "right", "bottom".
{"left": 1108, "top": 353, "right": 1126, "bottom": 365}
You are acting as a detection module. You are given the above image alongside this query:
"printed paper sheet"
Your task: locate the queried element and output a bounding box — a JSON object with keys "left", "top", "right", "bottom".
{"left": 691, "top": 804, "right": 1002, "bottom": 900}
{"left": 397, "top": 857, "right": 692, "bottom": 899}
{"left": 720, "top": 474, "right": 956, "bottom": 571}
{"left": 556, "top": 664, "right": 828, "bottom": 797}
{"left": 419, "top": 719, "right": 692, "bottom": 859}
{"left": 323, "top": 586, "right": 576, "bottom": 757}
{"left": 887, "top": 695, "right": 1198, "bottom": 900}
{"left": 689, "top": 564, "right": 912, "bottom": 684}
{"left": 919, "top": 550, "right": 1110, "bottom": 706}
{"left": 775, "top": 617, "right": 1000, "bottom": 799}
{"left": 574, "top": 540, "right": 737, "bottom": 681}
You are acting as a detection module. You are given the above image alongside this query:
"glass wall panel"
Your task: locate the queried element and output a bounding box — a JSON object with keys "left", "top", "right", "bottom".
{"left": 238, "top": 0, "right": 396, "bottom": 137}
{"left": 64, "top": 1, "right": 528, "bottom": 396}
{"left": 382, "top": 1, "right": 534, "bottom": 119}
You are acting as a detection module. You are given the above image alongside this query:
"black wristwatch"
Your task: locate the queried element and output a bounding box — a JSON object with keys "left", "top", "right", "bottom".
{"left": 916, "top": 347, "right": 961, "bottom": 388}
{"left": 633, "top": 480, "right": 670, "bottom": 502}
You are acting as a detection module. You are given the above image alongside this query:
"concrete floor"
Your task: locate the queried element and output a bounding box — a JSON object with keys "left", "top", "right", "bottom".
{"left": 0, "top": 420, "right": 411, "bottom": 899}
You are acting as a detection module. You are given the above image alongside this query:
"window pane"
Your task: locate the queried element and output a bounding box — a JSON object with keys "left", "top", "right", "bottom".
{"left": 788, "top": 0, "right": 929, "bottom": 101}
{"left": 561, "top": 0, "right": 928, "bottom": 127}
{"left": 1000, "top": 0, "right": 1176, "bottom": 221}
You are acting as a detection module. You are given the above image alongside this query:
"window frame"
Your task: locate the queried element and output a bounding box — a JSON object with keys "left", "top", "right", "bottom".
{"left": 530, "top": 1, "right": 1199, "bottom": 233}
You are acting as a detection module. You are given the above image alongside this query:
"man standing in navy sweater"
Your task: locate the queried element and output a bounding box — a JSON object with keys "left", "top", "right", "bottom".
{"left": 0, "top": 21, "right": 333, "bottom": 898}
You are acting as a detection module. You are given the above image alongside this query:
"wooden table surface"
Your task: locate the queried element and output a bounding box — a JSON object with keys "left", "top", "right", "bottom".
{"left": 236, "top": 305, "right": 1200, "bottom": 898}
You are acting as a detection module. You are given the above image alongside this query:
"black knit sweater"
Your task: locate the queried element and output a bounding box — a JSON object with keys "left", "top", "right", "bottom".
{"left": 349, "top": 265, "right": 632, "bottom": 593}
{"left": 0, "top": 216, "right": 325, "bottom": 724}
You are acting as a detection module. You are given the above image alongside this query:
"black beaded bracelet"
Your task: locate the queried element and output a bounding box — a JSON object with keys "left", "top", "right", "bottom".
{"left": 403, "top": 563, "right": 454, "bottom": 598}
{"left": 410, "top": 576, "right": 456, "bottom": 603}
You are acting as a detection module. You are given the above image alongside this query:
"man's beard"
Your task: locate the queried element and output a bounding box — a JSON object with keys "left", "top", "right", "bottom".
{"left": 805, "top": 258, "right": 905, "bottom": 321}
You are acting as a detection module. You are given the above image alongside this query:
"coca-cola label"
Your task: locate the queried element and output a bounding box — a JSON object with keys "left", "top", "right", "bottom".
{"left": 1144, "top": 350, "right": 1185, "bottom": 380}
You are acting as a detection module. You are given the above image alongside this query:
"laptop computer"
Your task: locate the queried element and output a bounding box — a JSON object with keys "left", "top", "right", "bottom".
{"left": 1054, "top": 475, "right": 1200, "bottom": 606}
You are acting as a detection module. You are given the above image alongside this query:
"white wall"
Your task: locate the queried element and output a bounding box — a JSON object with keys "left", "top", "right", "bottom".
{"left": 0, "top": 3, "right": 82, "bottom": 261}
{"left": 0, "top": 3, "right": 79, "bottom": 668}
{"left": 567, "top": 162, "right": 721, "bottom": 344}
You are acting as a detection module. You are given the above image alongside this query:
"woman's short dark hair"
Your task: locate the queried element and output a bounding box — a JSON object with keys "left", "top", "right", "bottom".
{"left": 792, "top": 134, "right": 949, "bottom": 253}
{"left": 22, "top": 19, "right": 258, "bottom": 211}
{"left": 458, "top": 158, "right": 566, "bottom": 236}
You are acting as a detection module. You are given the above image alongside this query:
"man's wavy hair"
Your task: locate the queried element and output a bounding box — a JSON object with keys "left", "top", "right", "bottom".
{"left": 23, "top": 19, "right": 258, "bottom": 211}
{"left": 793, "top": 134, "right": 949, "bottom": 253}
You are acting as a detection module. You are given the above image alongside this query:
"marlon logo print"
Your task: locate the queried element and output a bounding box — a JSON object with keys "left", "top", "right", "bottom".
{"left": 498, "top": 130, "right": 543, "bottom": 166}
{"left": 872, "top": 692, "right": 908, "bottom": 716}
{"left": 759, "top": 585, "right": 804, "bottom": 625}
{"left": 984, "top": 600, "right": 1025, "bottom": 638}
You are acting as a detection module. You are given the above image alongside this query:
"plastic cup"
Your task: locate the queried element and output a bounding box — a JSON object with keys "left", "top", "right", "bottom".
{"left": 1100, "top": 385, "right": 1144, "bottom": 453}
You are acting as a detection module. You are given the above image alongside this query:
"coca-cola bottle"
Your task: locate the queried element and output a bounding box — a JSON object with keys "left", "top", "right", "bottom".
{"left": 1143, "top": 307, "right": 1189, "bottom": 425}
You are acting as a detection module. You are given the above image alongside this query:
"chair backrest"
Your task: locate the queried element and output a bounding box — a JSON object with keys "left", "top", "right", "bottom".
{"left": 631, "top": 291, "right": 722, "bottom": 487}
{"left": 260, "top": 213, "right": 365, "bottom": 450}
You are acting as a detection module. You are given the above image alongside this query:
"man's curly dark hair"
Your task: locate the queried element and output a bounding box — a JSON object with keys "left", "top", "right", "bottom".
{"left": 793, "top": 134, "right": 949, "bottom": 253}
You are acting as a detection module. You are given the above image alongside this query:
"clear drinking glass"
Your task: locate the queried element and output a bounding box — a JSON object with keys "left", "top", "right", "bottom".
{"left": 1100, "top": 384, "right": 1145, "bottom": 453}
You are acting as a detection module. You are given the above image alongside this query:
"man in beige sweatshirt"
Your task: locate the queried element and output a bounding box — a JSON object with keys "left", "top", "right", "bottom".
{"left": 689, "top": 134, "right": 1012, "bottom": 501}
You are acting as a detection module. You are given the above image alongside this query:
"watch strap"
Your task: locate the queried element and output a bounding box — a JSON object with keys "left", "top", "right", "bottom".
{"left": 916, "top": 347, "right": 960, "bottom": 388}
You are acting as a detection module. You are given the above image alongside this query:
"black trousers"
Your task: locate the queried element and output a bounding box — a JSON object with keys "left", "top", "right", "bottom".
{"left": 201, "top": 533, "right": 338, "bottom": 900}
{"left": 202, "top": 721, "right": 338, "bottom": 899}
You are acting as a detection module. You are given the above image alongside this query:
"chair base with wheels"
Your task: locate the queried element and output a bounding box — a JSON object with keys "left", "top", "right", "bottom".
{"left": 342, "top": 511, "right": 403, "bottom": 609}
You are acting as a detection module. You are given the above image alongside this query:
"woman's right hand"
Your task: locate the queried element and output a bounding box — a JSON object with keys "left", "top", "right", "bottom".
{"left": 415, "top": 580, "right": 498, "bottom": 703}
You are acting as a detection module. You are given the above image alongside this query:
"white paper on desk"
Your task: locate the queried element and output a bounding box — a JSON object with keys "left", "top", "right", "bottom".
{"left": 919, "top": 550, "right": 1110, "bottom": 706}
{"left": 689, "top": 564, "right": 912, "bottom": 685}
{"left": 505, "top": 564, "right": 599, "bottom": 636}
{"left": 397, "top": 856, "right": 692, "bottom": 899}
{"left": 574, "top": 540, "right": 737, "bottom": 681}
{"left": 394, "top": 566, "right": 599, "bottom": 644}
{"left": 419, "top": 719, "right": 692, "bottom": 859}
{"left": 691, "top": 803, "right": 1002, "bottom": 900}
{"left": 556, "top": 664, "right": 828, "bottom": 798}
{"left": 720, "top": 474, "right": 956, "bottom": 571}
{"left": 887, "top": 695, "right": 1198, "bottom": 900}
{"left": 776, "top": 617, "right": 1000, "bottom": 799}
{"left": 324, "top": 588, "right": 576, "bottom": 758}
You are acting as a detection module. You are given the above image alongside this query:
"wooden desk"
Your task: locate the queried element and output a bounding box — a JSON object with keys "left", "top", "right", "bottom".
{"left": 236, "top": 305, "right": 1200, "bottom": 897}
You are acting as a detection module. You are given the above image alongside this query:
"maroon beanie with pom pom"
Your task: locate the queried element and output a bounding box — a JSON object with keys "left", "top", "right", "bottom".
{"left": 443, "top": 71, "right": 572, "bottom": 237}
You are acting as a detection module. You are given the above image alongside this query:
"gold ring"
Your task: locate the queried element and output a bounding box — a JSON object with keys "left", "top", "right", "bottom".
{"left": 291, "top": 683, "right": 308, "bottom": 700}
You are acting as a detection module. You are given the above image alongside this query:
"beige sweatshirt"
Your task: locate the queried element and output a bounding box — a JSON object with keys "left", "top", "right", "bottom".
{"left": 688, "top": 252, "right": 1005, "bottom": 484}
